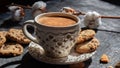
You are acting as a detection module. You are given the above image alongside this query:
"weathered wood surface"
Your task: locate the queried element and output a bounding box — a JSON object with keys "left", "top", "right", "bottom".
{"left": 0, "top": 0, "right": 120, "bottom": 68}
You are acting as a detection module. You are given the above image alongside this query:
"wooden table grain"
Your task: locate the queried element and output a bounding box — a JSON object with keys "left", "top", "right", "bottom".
{"left": 0, "top": 0, "right": 120, "bottom": 68}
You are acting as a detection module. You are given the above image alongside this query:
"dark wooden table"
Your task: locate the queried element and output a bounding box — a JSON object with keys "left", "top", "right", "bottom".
{"left": 0, "top": 0, "right": 120, "bottom": 68}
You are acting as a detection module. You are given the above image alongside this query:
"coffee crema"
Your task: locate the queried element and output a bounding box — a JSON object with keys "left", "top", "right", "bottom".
{"left": 38, "top": 16, "right": 76, "bottom": 27}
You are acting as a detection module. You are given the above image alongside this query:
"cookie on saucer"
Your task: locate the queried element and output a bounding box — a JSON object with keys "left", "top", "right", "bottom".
{"left": 76, "top": 29, "right": 96, "bottom": 44}
{"left": 76, "top": 37, "right": 100, "bottom": 54}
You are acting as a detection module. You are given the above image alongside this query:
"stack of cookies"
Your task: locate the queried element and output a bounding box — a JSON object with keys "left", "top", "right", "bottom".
{"left": 75, "top": 29, "right": 100, "bottom": 54}
{"left": 0, "top": 28, "right": 31, "bottom": 56}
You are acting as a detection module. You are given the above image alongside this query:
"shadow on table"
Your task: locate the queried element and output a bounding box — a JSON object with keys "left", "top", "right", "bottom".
{"left": 19, "top": 53, "right": 92, "bottom": 68}
{"left": 0, "top": 18, "right": 22, "bottom": 29}
{"left": 0, "top": 52, "right": 92, "bottom": 68}
{"left": 101, "top": 0, "right": 120, "bottom": 6}
{"left": 17, "top": 53, "right": 92, "bottom": 68}
{"left": 16, "top": 53, "right": 69, "bottom": 68}
{"left": 96, "top": 28, "right": 120, "bottom": 34}
{"left": 0, "top": 52, "right": 69, "bottom": 68}
{"left": 0, "top": 59, "right": 21, "bottom": 68}
{"left": 82, "top": 27, "right": 120, "bottom": 34}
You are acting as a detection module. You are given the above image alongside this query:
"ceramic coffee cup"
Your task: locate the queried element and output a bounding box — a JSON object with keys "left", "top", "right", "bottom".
{"left": 23, "top": 12, "right": 81, "bottom": 58}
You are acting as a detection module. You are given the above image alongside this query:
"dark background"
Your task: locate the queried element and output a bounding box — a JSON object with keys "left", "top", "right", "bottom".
{"left": 0, "top": 0, "right": 120, "bottom": 13}
{"left": 0, "top": 0, "right": 120, "bottom": 68}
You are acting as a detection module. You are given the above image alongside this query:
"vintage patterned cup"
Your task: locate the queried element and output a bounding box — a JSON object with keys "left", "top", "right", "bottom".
{"left": 23, "top": 12, "right": 81, "bottom": 58}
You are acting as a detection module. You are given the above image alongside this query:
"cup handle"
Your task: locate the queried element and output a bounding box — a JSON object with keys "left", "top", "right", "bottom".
{"left": 22, "top": 20, "right": 39, "bottom": 44}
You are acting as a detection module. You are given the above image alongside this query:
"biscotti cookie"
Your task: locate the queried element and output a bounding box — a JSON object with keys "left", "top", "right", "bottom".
{"left": 76, "top": 29, "right": 96, "bottom": 44}
{"left": 76, "top": 37, "right": 100, "bottom": 54}
{"left": 0, "top": 43, "right": 23, "bottom": 56}
{"left": 0, "top": 31, "right": 6, "bottom": 47}
{"left": 6, "top": 28, "right": 31, "bottom": 44}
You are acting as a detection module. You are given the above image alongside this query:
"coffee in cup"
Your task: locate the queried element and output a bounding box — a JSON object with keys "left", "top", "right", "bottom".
{"left": 38, "top": 16, "right": 76, "bottom": 27}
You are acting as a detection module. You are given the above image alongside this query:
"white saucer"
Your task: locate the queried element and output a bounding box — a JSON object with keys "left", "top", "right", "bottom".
{"left": 28, "top": 42, "right": 96, "bottom": 65}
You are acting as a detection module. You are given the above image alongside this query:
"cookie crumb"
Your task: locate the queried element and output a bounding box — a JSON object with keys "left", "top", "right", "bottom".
{"left": 100, "top": 54, "right": 109, "bottom": 63}
{"left": 108, "top": 66, "right": 113, "bottom": 68}
{"left": 115, "top": 62, "right": 120, "bottom": 68}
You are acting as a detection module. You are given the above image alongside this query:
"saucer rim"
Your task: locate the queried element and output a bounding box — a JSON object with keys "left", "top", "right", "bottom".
{"left": 28, "top": 42, "right": 96, "bottom": 65}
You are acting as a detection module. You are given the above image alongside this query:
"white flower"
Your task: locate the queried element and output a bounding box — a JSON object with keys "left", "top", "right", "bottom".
{"left": 83, "top": 11, "right": 102, "bottom": 28}
{"left": 32, "top": 1, "right": 47, "bottom": 18}
{"left": 8, "top": 6, "right": 25, "bottom": 22}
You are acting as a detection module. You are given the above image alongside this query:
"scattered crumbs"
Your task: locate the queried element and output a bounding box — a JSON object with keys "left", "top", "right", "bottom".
{"left": 100, "top": 54, "right": 110, "bottom": 63}
{"left": 115, "top": 62, "right": 120, "bottom": 68}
